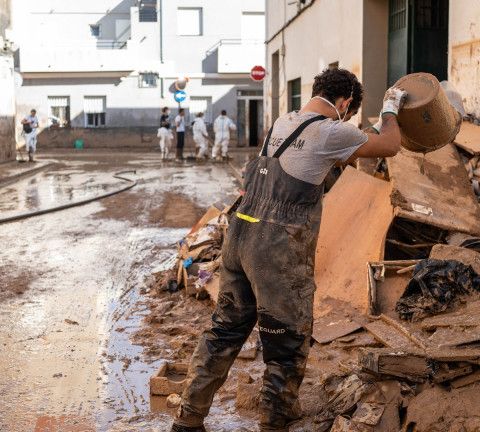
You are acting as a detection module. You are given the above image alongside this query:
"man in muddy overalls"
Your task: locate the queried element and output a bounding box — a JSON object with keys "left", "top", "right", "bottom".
{"left": 171, "top": 68, "right": 406, "bottom": 432}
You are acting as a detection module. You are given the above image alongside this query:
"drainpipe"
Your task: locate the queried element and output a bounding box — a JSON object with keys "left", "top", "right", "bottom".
{"left": 159, "top": 0, "right": 164, "bottom": 98}
{"left": 159, "top": 0, "right": 163, "bottom": 63}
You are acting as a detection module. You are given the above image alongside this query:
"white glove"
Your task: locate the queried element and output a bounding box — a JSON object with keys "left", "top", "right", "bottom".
{"left": 382, "top": 87, "right": 407, "bottom": 116}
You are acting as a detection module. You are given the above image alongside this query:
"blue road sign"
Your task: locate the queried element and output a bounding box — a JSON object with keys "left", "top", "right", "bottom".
{"left": 174, "top": 90, "right": 187, "bottom": 103}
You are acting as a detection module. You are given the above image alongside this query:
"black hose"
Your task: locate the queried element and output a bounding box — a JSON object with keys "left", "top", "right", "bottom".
{"left": 0, "top": 170, "right": 138, "bottom": 225}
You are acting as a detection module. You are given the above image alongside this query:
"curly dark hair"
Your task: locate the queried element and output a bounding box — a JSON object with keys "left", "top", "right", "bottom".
{"left": 312, "top": 68, "right": 363, "bottom": 112}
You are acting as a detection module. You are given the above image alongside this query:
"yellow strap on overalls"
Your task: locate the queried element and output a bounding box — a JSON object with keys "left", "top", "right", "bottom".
{"left": 236, "top": 212, "right": 260, "bottom": 223}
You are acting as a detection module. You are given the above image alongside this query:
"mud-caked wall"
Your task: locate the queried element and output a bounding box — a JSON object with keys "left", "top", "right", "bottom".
{"left": 449, "top": 1, "right": 480, "bottom": 120}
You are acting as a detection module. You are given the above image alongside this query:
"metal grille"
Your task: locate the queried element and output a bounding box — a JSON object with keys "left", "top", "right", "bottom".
{"left": 139, "top": 0, "right": 157, "bottom": 22}
{"left": 389, "top": 0, "right": 407, "bottom": 31}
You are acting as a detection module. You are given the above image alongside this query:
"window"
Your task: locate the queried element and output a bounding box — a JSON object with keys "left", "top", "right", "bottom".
{"left": 48, "top": 96, "right": 70, "bottom": 127}
{"left": 139, "top": 72, "right": 158, "bottom": 88}
{"left": 90, "top": 24, "right": 100, "bottom": 37}
{"left": 189, "top": 97, "right": 213, "bottom": 124}
{"left": 177, "top": 8, "right": 203, "bottom": 36}
{"left": 288, "top": 78, "right": 302, "bottom": 112}
{"left": 84, "top": 96, "right": 106, "bottom": 128}
{"left": 139, "top": 0, "right": 157, "bottom": 22}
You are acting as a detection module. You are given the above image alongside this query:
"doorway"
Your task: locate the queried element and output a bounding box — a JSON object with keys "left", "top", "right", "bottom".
{"left": 237, "top": 92, "right": 264, "bottom": 147}
{"left": 388, "top": 0, "right": 449, "bottom": 86}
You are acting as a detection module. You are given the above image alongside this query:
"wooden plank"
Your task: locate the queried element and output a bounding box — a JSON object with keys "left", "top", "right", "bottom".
{"left": 428, "top": 326, "right": 480, "bottom": 348}
{"left": 359, "top": 348, "right": 432, "bottom": 381}
{"left": 314, "top": 167, "right": 394, "bottom": 314}
{"left": 421, "top": 301, "right": 480, "bottom": 330}
{"left": 364, "top": 320, "right": 423, "bottom": 353}
{"left": 433, "top": 364, "right": 473, "bottom": 384}
{"left": 387, "top": 144, "right": 480, "bottom": 235}
{"left": 430, "top": 244, "right": 480, "bottom": 274}
{"left": 450, "top": 370, "right": 480, "bottom": 388}
{"left": 312, "top": 319, "right": 363, "bottom": 344}
{"left": 454, "top": 121, "right": 480, "bottom": 155}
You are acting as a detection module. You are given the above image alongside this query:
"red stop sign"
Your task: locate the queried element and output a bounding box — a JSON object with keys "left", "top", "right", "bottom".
{"left": 250, "top": 65, "right": 266, "bottom": 82}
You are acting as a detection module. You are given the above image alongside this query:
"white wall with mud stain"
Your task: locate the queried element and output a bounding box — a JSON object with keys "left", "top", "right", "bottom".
{"left": 449, "top": 0, "right": 480, "bottom": 119}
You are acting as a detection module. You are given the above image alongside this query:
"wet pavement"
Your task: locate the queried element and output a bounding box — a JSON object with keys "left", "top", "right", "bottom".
{"left": 0, "top": 151, "right": 245, "bottom": 431}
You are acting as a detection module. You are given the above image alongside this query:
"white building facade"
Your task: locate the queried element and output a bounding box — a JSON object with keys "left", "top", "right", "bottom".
{"left": 11, "top": 0, "right": 265, "bottom": 148}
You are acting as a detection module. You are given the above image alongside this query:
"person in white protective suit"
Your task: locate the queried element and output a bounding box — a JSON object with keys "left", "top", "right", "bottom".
{"left": 192, "top": 112, "right": 209, "bottom": 160}
{"left": 157, "top": 106, "right": 173, "bottom": 159}
{"left": 212, "top": 110, "right": 236, "bottom": 161}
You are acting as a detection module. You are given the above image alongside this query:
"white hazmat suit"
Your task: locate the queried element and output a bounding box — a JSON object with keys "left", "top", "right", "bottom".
{"left": 212, "top": 115, "right": 236, "bottom": 159}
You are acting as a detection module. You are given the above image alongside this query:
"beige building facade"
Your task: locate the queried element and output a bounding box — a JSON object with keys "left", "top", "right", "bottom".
{"left": 264, "top": 0, "right": 480, "bottom": 130}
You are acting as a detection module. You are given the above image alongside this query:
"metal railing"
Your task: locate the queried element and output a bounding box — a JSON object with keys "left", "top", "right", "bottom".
{"left": 96, "top": 40, "right": 129, "bottom": 50}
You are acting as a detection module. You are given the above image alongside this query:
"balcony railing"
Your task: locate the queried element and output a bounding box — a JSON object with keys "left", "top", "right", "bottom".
{"left": 96, "top": 40, "right": 129, "bottom": 50}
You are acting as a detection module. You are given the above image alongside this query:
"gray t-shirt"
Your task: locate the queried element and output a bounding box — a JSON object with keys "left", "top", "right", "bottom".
{"left": 266, "top": 111, "right": 368, "bottom": 185}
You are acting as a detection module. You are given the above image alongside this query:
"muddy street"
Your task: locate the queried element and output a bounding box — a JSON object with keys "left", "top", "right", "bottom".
{"left": 0, "top": 152, "right": 243, "bottom": 431}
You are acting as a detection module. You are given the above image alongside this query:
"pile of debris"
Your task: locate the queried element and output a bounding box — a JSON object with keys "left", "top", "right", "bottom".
{"left": 146, "top": 121, "right": 480, "bottom": 430}
{"left": 150, "top": 203, "right": 235, "bottom": 301}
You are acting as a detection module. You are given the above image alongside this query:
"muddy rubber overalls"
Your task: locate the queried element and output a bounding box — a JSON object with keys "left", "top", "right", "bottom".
{"left": 176, "top": 115, "right": 326, "bottom": 431}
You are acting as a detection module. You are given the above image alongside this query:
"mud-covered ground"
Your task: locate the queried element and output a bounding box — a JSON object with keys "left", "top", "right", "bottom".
{"left": 0, "top": 151, "right": 247, "bottom": 431}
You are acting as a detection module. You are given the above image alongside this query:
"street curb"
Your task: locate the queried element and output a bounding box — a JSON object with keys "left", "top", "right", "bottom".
{"left": 0, "top": 161, "right": 57, "bottom": 189}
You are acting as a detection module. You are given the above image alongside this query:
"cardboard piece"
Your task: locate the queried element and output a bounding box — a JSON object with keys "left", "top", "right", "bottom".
{"left": 454, "top": 121, "right": 480, "bottom": 155}
{"left": 314, "top": 167, "right": 394, "bottom": 315}
{"left": 387, "top": 145, "right": 480, "bottom": 235}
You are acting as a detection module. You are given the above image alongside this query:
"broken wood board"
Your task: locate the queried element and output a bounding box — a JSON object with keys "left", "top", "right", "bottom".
{"left": 188, "top": 206, "right": 222, "bottom": 235}
{"left": 421, "top": 300, "right": 480, "bottom": 330}
{"left": 428, "top": 326, "right": 480, "bottom": 348}
{"left": 359, "top": 348, "right": 433, "bottom": 381}
{"left": 314, "top": 166, "right": 393, "bottom": 314}
{"left": 364, "top": 320, "right": 424, "bottom": 353}
{"left": 432, "top": 363, "right": 473, "bottom": 384}
{"left": 429, "top": 243, "right": 480, "bottom": 274}
{"left": 454, "top": 121, "right": 480, "bottom": 155}
{"left": 450, "top": 369, "right": 480, "bottom": 388}
{"left": 426, "top": 347, "right": 480, "bottom": 363}
{"left": 313, "top": 319, "right": 363, "bottom": 344}
{"left": 387, "top": 144, "right": 480, "bottom": 235}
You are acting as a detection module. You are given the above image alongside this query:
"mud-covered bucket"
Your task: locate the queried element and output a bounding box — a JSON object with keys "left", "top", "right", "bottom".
{"left": 394, "top": 72, "right": 462, "bottom": 153}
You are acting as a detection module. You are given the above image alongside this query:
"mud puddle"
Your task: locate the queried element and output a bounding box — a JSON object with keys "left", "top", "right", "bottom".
{"left": 0, "top": 152, "right": 241, "bottom": 431}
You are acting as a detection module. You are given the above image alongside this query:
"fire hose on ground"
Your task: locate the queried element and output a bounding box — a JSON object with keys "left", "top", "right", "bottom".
{"left": 0, "top": 170, "right": 138, "bottom": 225}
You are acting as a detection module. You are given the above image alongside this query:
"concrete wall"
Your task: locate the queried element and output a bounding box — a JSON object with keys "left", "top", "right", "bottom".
{"left": 264, "top": 0, "right": 363, "bottom": 129}
{"left": 449, "top": 0, "right": 480, "bottom": 119}
{"left": 35, "top": 126, "right": 214, "bottom": 150}
{"left": 0, "top": 0, "right": 16, "bottom": 162}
